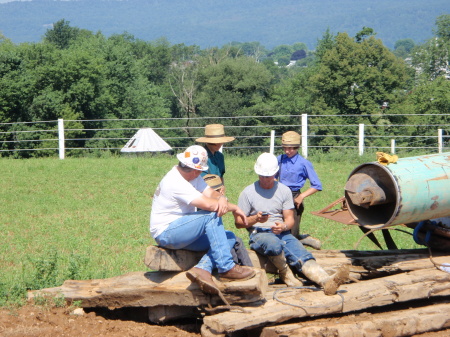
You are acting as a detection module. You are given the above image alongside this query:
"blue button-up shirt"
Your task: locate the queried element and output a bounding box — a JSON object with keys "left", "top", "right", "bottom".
{"left": 275, "top": 153, "right": 322, "bottom": 192}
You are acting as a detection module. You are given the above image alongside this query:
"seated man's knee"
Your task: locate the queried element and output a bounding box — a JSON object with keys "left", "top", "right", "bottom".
{"left": 252, "top": 234, "right": 283, "bottom": 256}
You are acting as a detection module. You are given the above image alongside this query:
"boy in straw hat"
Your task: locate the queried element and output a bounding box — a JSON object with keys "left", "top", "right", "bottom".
{"left": 275, "top": 131, "right": 323, "bottom": 250}
{"left": 196, "top": 124, "right": 235, "bottom": 194}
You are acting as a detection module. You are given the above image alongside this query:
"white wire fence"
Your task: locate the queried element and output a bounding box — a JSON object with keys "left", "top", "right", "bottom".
{"left": 1, "top": 114, "right": 449, "bottom": 158}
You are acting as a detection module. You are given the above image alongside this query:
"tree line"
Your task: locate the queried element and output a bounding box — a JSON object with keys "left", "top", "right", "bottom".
{"left": 0, "top": 15, "right": 449, "bottom": 158}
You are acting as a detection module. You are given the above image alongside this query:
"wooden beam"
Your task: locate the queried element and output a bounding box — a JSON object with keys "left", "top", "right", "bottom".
{"left": 145, "top": 246, "right": 450, "bottom": 279}
{"left": 260, "top": 300, "right": 450, "bottom": 337}
{"left": 28, "top": 269, "right": 268, "bottom": 309}
{"left": 144, "top": 245, "right": 278, "bottom": 274}
{"left": 202, "top": 268, "right": 450, "bottom": 335}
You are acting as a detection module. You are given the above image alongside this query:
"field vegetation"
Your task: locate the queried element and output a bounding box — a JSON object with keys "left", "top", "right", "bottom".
{"left": 1, "top": 15, "right": 450, "bottom": 157}
{"left": 0, "top": 150, "right": 424, "bottom": 307}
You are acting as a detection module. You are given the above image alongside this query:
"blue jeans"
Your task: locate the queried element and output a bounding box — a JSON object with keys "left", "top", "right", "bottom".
{"left": 249, "top": 229, "right": 314, "bottom": 272}
{"left": 155, "top": 210, "right": 236, "bottom": 274}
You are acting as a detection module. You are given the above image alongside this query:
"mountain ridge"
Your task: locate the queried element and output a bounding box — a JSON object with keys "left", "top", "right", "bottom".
{"left": 0, "top": 0, "right": 448, "bottom": 49}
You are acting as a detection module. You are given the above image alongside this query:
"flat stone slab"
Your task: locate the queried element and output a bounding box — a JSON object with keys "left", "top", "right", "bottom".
{"left": 28, "top": 269, "right": 268, "bottom": 309}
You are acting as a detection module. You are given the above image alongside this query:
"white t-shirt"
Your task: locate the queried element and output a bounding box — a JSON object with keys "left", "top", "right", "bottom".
{"left": 150, "top": 166, "right": 208, "bottom": 238}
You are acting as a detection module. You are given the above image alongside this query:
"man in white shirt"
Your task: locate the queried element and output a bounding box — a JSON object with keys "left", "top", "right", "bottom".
{"left": 150, "top": 145, "right": 255, "bottom": 295}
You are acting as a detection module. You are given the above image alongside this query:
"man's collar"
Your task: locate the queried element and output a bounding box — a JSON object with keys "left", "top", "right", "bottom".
{"left": 284, "top": 153, "right": 299, "bottom": 163}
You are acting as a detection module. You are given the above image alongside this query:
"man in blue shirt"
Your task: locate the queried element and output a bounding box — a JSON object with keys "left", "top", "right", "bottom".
{"left": 275, "top": 131, "right": 322, "bottom": 249}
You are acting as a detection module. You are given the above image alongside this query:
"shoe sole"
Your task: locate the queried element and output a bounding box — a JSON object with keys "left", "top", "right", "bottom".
{"left": 219, "top": 270, "right": 256, "bottom": 282}
{"left": 186, "top": 270, "right": 220, "bottom": 295}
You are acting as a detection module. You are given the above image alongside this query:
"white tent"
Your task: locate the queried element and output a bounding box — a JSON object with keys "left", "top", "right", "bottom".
{"left": 120, "top": 128, "right": 172, "bottom": 153}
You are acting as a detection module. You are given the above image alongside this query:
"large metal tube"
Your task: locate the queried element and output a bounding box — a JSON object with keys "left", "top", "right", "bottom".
{"left": 345, "top": 152, "right": 450, "bottom": 229}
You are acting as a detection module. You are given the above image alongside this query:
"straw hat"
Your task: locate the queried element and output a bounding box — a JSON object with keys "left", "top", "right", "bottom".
{"left": 195, "top": 124, "right": 235, "bottom": 144}
{"left": 281, "top": 131, "right": 301, "bottom": 147}
{"left": 203, "top": 174, "right": 223, "bottom": 191}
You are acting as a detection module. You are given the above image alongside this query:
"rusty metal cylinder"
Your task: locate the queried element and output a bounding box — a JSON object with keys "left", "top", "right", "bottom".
{"left": 345, "top": 152, "right": 450, "bottom": 229}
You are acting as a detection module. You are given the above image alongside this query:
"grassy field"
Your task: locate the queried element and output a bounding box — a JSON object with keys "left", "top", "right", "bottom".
{"left": 0, "top": 151, "right": 424, "bottom": 305}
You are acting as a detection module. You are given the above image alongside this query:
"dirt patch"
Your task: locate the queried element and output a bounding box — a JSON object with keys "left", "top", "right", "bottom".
{"left": 1, "top": 303, "right": 449, "bottom": 337}
{"left": 0, "top": 305, "right": 201, "bottom": 337}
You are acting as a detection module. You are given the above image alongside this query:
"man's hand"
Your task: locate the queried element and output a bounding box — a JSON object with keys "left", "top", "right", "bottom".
{"left": 233, "top": 207, "right": 249, "bottom": 228}
{"left": 216, "top": 195, "right": 229, "bottom": 217}
{"left": 294, "top": 194, "right": 305, "bottom": 209}
{"left": 256, "top": 211, "right": 269, "bottom": 223}
{"left": 271, "top": 221, "right": 287, "bottom": 234}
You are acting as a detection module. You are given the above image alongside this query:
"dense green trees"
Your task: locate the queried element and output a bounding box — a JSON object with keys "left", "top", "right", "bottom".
{"left": 1, "top": 16, "right": 449, "bottom": 157}
{"left": 310, "top": 32, "right": 408, "bottom": 115}
{"left": 412, "top": 14, "right": 450, "bottom": 82}
{"left": 393, "top": 38, "right": 415, "bottom": 58}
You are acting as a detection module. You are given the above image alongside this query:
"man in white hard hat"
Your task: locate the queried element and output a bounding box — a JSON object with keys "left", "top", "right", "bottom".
{"left": 150, "top": 145, "right": 255, "bottom": 295}
{"left": 234, "top": 152, "right": 348, "bottom": 295}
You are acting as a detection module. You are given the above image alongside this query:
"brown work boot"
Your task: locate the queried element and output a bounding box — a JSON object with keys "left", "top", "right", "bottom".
{"left": 219, "top": 264, "right": 256, "bottom": 282}
{"left": 186, "top": 267, "right": 220, "bottom": 295}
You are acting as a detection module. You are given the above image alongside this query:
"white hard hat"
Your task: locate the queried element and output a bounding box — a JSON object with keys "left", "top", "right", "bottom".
{"left": 177, "top": 145, "right": 209, "bottom": 171}
{"left": 254, "top": 152, "right": 279, "bottom": 176}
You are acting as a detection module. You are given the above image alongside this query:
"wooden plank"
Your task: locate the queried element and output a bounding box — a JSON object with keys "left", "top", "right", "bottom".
{"left": 314, "top": 250, "right": 450, "bottom": 278}
{"left": 144, "top": 246, "right": 205, "bottom": 271}
{"left": 202, "top": 268, "right": 450, "bottom": 335}
{"left": 28, "top": 269, "right": 268, "bottom": 309}
{"left": 260, "top": 300, "right": 450, "bottom": 337}
{"left": 145, "top": 246, "right": 450, "bottom": 279}
{"left": 144, "top": 245, "right": 278, "bottom": 274}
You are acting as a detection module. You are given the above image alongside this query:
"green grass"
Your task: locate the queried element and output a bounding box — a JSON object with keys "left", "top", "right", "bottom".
{"left": 0, "top": 151, "right": 424, "bottom": 306}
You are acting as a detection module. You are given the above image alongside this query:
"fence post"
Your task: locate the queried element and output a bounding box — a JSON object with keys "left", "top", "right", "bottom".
{"left": 359, "top": 123, "right": 364, "bottom": 156}
{"left": 270, "top": 130, "right": 275, "bottom": 154}
{"left": 302, "top": 114, "right": 308, "bottom": 158}
{"left": 391, "top": 139, "right": 396, "bottom": 154}
{"left": 58, "top": 118, "right": 65, "bottom": 160}
{"left": 438, "top": 129, "right": 443, "bottom": 154}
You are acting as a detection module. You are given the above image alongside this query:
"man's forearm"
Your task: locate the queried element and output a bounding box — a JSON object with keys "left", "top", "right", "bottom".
{"left": 235, "top": 213, "right": 260, "bottom": 228}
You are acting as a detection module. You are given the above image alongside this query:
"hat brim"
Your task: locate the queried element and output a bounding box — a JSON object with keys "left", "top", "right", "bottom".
{"left": 282, "top": 143, "right": 300, "bottom": 147}
{"left": 254, "top": 165, "right": 279, "bottom": 177}
{"left": 176, "top": 152, "right": 208, "bottom": 171}
{"left": 195, "top": 136, "right": 235, "bottom": 143}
